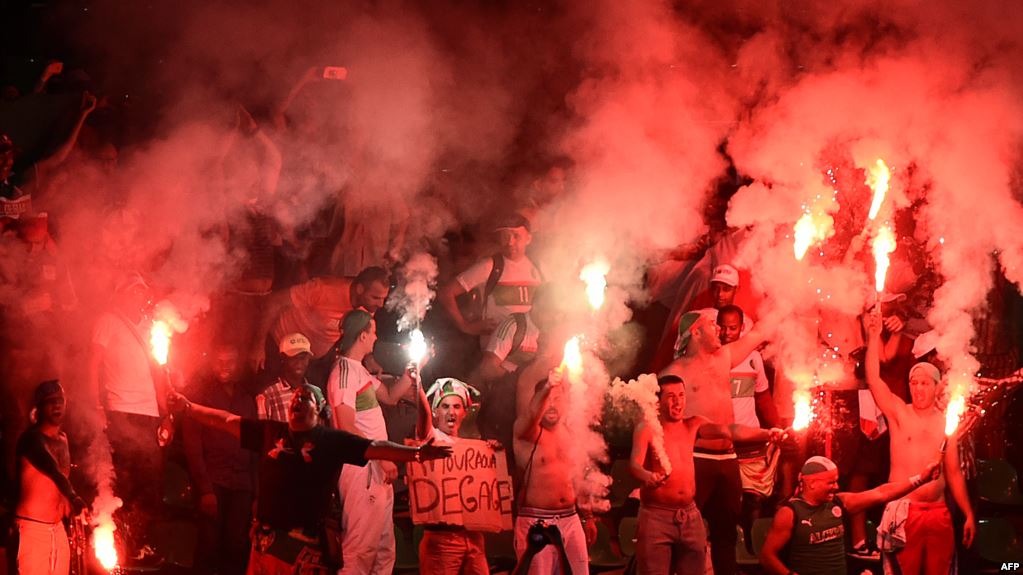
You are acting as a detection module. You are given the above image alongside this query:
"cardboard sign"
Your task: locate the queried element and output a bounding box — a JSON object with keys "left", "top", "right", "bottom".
{"left": 406, "top": 438, "right": 514, "bottom": 532}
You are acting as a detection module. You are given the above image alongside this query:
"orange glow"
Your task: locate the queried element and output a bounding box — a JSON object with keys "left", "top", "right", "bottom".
{"left": 561, "top": 336, "right": 583, "bottom": 380}
{"left": 150, "top": 320, "right": 172, "bottom": 366}
{"left": 793, "top": 212, "right": 833, "bottom": 260}
{"left": 944, "top": 393, "right": 966, "bottom": 436}
{"left": 872, "top": 225, "right": 897, "bottom": 292}
{"left": 580, "top": 260, "right": 610, "bottom": 310}
{"left": 865, "top": 159, "right": 891, "bottom": 221}
{"left": 93, "top": 521, "right": 118, "bottom": 571}
{"left": 791, "top": 389, "right": 814, "bottom": 431}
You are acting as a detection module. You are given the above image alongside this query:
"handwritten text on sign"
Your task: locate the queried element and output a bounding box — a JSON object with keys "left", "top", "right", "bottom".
{"left": 406, "top": 439, "right": 513, "bottom": 532}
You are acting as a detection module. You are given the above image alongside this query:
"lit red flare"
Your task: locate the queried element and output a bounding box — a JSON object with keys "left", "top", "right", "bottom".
{"left": 866, "top": 159, "right": 891, "bottom": 221}
{"left": 561, "top": 336, "right": 583, "bottom": 381}
{"left": 793, "top": 212, "right": 833, "bottom": 260}
{"left": 872, "top": 225, "right": 897, "bottom": 292}
{"left": 93, "top": 520, "right": 118, "bottom": 571}
{"left": 580, "top": 260, "right": 610, "bottom": 310}
{"left": 791, "top": 390, "right": 814, "bottom": 431}
{"left": 149, "top": 320, "right": 172, "bottom": 366}
{"left": 407, "top": 328, "right": 428, "bottom": 366}
{"left": 944, "top": 393, "right": 966, "bottom": 437}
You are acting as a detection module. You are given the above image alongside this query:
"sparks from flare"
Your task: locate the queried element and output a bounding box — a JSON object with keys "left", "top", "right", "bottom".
{"left": 580, "top": 260, "right": 610, "bottom": 310}
{"left": 872, "top": 225, "right": 897, "bottom": 292}
{"left": 865, "top": 159, "right": 891, "bottom": 221}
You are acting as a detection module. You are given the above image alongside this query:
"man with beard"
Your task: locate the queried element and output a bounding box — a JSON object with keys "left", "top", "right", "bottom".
{"left": 630, "top": 375, "right": 782, "bottom": 574}
{"left": 13, "top": 380, "right": 85, "bottom": 575}
{"left": 412, "top": 377, "right": 490, "bottom": 574}
{"left": 760, "top": 455, "right": 941, "bottom": 575}
{"left": 658, "top": 310, "right": 768, "bottom": 575}
{"left": 864, "top": 314, "right": 976, "bottom": 574}
{"left": 169, "top": 383, "right": 451, "bottom": 575}
{"left": 512, "top": 373, "right": 598, "bottom": 574}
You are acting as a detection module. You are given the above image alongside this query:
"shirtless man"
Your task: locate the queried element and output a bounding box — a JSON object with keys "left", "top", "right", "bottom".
{"left": 14, "top": 380, "right": 86, "bottom": 575}
{"left": 512, "top": 374, "right": 598, "bottom": 574}
{"left": 864, "top": 314, "right": 975, "bottom": 574}
{"left": 630, "top": 375, "right": 781, "bottom": 574}
{"left": 657, "top": 310, "right": 767, "bottom": 575}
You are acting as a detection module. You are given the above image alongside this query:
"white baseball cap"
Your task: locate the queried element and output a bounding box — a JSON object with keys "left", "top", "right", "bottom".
{"left": 711, "top": 264, "right": 739, "bottom": 287}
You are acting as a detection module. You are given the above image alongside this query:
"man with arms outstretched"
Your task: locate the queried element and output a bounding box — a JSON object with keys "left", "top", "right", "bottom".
{"left": 169, "top": 383, "right": 450, "bottom": 575}
{"left": 864, "top": 313, "right": 975, "bottom": 574}
{"left": 760, "top": 455, "right": 942, "bottom": 575}
{"left": 658, "top": 310, "right": 768, "bottom": 575}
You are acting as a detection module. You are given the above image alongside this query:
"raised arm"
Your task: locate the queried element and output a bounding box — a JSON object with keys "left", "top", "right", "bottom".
{"left": 840, "top": 458, "right": 941, "bottom": 514}
{"left": 724, "top": 323, "right": 768, "bottom": 369}
{"left": 863, "top": 312, "right": 904, "bottom": 419}
{"left": 759, "top": 505, "right": 795, "bottom": 575}
{"left": 514, "top": 375, "right": 557, "bottom": 441}
{"left": 365, "top": 438, "right": 450, "bottom": 463}
{"left": 34, "top": 92, "right": 97, "bottom": 177}
{"left": 271, "top": 67, "right": 319, "bottom": 131}
{"left": 414, "top": 380, "right": 433, "bottom": 440}
{"left": 376, "top": 366, "right": 416, "bottom": 406}
{"left": 171, "top": 392, "right": 242, "bottom": 439}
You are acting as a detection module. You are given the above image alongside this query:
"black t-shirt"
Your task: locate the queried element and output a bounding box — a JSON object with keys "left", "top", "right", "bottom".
{"left": 784, "top": 495, "right": 847, "bottom": 575}
{"left": 240, "top": 418, "right": 372, "bottom": 531}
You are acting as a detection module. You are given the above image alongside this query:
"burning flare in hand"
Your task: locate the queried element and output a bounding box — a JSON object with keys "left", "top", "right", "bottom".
{"left": 93, "top": 520, "right": 118, "bottom": 571}
{"left": 408, "top": 328, "right": 428, "bottom": 367}
{"left": 791, "top": 390, "right": 814, "bottom": 431}
{"left": 793, "top": 212, "right": 834, "bottom": 260}
{"left": 872, "top": 225, "right": 897, "bottom": 293}
{"left": 866, "top": 159, "right": 891, "bottom": 221}
{"left": 580, "top": 260, "right": 610, "bottom": 310}
{"left": 561, "top": 336, "right": 583, "bottom": 381}
{"left": 150, "top": 320, "right": 172, "bottom": 366}
{"left": 944, "top": 393, "right": 966, "bottom": 437}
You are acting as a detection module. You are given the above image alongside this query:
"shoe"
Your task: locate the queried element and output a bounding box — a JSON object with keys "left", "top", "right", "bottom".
{"left": 848, "top": 541, "right": 880, "bottom": 560}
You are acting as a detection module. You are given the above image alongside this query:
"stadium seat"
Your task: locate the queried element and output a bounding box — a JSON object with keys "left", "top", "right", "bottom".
{"left": 736, "top": 526, "right": 758, "bottom": 566}
{"left": 976, "top": 459, "right": 1023, "bottom": 506}
{"left": 608, "top": 459, "right": 640, "bottom": 510}
{"left": 751, "top": 517, "right": 773, "bottom": 557}
{"left": 393, "top": 522, "right": 423, "bottom": 573}
{"left": 486, "top": 530, "right": 518, "bottom": 574}
{"left": 975, "top": 518, "right": 1023, "bottom": 567}
{"left": 619, "top": 516, "right": 639, "bottom": 557}
{"left": 588, "top": 519, "right": 628, "bottom": 572}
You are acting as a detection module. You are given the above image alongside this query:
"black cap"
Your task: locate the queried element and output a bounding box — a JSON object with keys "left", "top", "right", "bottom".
{"left": 33, "top": 380, "right": 64, "bottom": 405}
{"left": 493, "top": 213, "right": 531, "bottom": 233}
